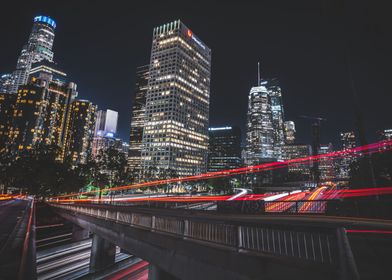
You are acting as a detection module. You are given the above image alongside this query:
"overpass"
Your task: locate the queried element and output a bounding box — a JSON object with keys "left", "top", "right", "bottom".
{"left": 47, "top": 202, "right": 390, "bottom": 280}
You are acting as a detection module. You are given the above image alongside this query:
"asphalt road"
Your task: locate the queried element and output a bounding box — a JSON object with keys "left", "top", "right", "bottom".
{"left": 0, "top": 199, "right": 28, "bottom": 250}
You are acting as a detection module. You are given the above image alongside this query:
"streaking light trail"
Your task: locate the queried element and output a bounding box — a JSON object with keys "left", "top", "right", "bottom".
{"left": 49, "top": 140, "right": 392, "bottom": 200}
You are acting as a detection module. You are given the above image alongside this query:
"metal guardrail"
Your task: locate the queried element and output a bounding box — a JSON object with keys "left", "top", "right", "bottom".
{"left": 50, "top": 202, "right": 360, "bottom": 280}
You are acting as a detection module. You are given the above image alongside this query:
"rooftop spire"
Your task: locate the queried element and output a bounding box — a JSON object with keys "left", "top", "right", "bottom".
{"left": 257, "top": 61, "right": 261, "bottom": 85}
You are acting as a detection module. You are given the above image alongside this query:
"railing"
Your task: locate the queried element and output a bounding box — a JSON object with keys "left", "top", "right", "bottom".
{"left": 50, "top": 202, "right": 359, "bottom": 279}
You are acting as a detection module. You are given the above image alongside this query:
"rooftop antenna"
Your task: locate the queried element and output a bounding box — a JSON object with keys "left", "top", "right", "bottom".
{"left": 257, "top": 61, "right": 261, "bottom": 85}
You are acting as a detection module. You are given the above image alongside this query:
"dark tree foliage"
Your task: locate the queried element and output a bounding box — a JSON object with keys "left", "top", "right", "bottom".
{"left": 0, "top": 144, "right": 85, "bottom": 195}
{"left": 349, "top": 150, "right": 392, "bottom": 189}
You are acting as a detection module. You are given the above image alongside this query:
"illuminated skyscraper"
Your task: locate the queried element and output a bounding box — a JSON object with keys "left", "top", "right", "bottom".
{"left": 11, "top": 16, "right": 57, "bottom": 93}
{"left": 63, "top": 99, "right": 96, "bottom": 164}
{"left": 284, "top": 121, "right": 296, "bottom": 144}
{"left": 128, "top": 65, "right": 149, "bottom": 175}
{"left": 245, "top": 84, "right": 275, "bottom": 165}
{"left": 318, "top": 143, "right": 335, "bottom": 181}
{"left": 94, "top": 109, "right": 118, "bottom": 137}
{"left": 207, "top": 126, "right": 241, "bottom": 172}
{"left": 338, "top": 131, "right": 356, "bottom": 179}
{"left": 0, "top": 92, "right": 16, "bottom": 153}
{"left": 0, "top": 74, "right": 13, "bottom": 94}
{"left": 267, "top": 78, "right": 285, "bottom": 159}
{"left": 8, "top": 69, "right": 76, "bottom": 154}
{"left": 141, "top": 20, "right": 211, "bottom": 177}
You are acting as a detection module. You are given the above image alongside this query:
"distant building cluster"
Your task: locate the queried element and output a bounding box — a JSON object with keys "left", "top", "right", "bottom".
{"left": 2, "top": 15, "right": 387, "bottom": 188}
{"left": 0, "top": 16, "right": 127, "bottom": 164}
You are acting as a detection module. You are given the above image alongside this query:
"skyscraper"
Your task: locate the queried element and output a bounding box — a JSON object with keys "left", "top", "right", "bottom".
{"left": 8, "top": 69, "right": 76, "bottom": 154}
{"left": 63, "top": 99, "right": 96, "bottom": 164}
{"left": 318, "top": 143, "right": 335, "bottom": 181}
{"left": 11, "top": 16, "right": 56, "bottom": 93}
{"left": 128, "top": 65, "right": 149, "bottom": 175}
{"left": 281, "top": 144, "right": 312, "bottom": 179}
{"left": 0, "top": 74, "right": 13, "bottom": 94}
{"left": 245, "top": 84, "right": 275, "bottom": 165}
{"left": 338, "top": 131, "right": 356, "bottom": 179}
{"left": 94, "top": 109, "right": 118, "bottom": 137}
{"left": 207, "top": 126, "right": 241, "bottom": 172}
{"left": 0, "top": 92, "right": 16, "bottom": 153}
{"left": 267, "top": 78, "right": 285, "bottom": 159}
{"left": 284, "top": 121, "right": 296, "bottom": 144}
{"left": 141, "top": 20, "right": 211, "bottom": 177}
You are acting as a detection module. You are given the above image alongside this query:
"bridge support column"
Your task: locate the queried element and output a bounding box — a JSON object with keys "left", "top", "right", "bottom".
{"left": 89, "top": 234, "right": 116, "bottom": 273}
{"left": 71, "top": 224, "right": 89, "bottom": 242}
{"left": 148, "top": 264, "right": 177, "bottom": 280}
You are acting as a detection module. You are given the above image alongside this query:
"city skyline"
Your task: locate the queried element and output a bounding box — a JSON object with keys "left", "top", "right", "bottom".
{"left": 0, "top": 0, "right": 391, "bottom": 147}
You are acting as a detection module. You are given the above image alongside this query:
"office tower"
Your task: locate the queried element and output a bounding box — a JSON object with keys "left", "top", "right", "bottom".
{"left": 11, "top": 16, "right": 56, "bottom": 93}
{"left": 0, "top": 74, "right": 13, "bottom": 94}
{"left": 281, "top": 144, "right": 312, "bottom": 179}
{"left": 141, "top": 20, "right": 212, "bottom": 177}
{"left": 266, "top": 78, "right": 285, "bottom": 159}
{"left": 338, "top": 131, "right": 356, "bottom": 180}
{"left": 8, "top": 79, "right": 47, "bottom": 150}
{"left": 63, "top": 100, "right": 96, "bottom": 164}
{"left": 284, "top": 121, "right": 296, "bottom": 144}
{"left": 207, "top": 126, "right": 241, "bottom": 172}
{"left": 128, "top": 65, "right": 149, "bottom": 174}
{"left": 0, "top": 93, "right": 17, "bottom": 153}
{"left": 8, "top": 73, "right": 76, "bottom": 153}
{"left": 94, "top": 109, "right": 118, "bottom": 137}
{"left": 318, "top": 143, "right": 335, "bottom": 181}
{"left": 245, "top": 84, "right": 275, "bottom": 165}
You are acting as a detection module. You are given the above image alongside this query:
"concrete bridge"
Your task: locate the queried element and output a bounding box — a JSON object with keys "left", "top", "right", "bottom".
{"left": 47, "top": 202, "right": 392, "bottom": 280}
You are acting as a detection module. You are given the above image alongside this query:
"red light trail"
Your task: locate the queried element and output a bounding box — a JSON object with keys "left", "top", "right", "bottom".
{"left": 49, "top": 140, "right": 392, "bottom": 200}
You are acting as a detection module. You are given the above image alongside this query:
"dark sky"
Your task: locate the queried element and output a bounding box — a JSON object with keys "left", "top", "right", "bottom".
{"left": 1, "top": 0, "right": 391, "bottom": 147}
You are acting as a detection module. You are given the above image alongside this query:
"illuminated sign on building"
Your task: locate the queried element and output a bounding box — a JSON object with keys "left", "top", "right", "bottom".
{"left": 187, "top": 29, "right": 206, "bottom": 50}
{"left": 34, "top": 15, "right": 56, "bottom": 29}
{"left": 209, "top": 126, "right": 232, "bottom": 131}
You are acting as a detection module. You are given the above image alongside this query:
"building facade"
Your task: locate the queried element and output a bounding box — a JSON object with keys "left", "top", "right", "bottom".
{"left": 267, "top": 79, "right": 285, "bottom": 159}
{"left": 284, "top": 121, "right": 296, "bottom": 144}
{"left": 245, "top": 84, "right": 275, "bottom": 165}
{"left": 11, "top": 16, "right": 56, "bottom": 93}
{"left": 94, "top": 109, "right": 118, "bottom": 137}
{"left": 318, "top": 143, "right": 336, "bottom": 181}
{"left": 8, "top": 71, "right": 76, "bottom": 155}
{"left": 281, "top": 144, "right": 312, "bottom": 179}
{"left": 207, "top": 126, "right": 241, "bottom": 172}
{"left": 338, "top": 131, "right": 356, "bottom": 179}
{"left": 0, "top": 74, "right": 13, "bottom": 94}
{"left": 0, "top": 93, "right": 17, "bottom": 153}
{"left": 128, "top": 65, "right": 149, "bottom": 175}
{"left": 63, "top": 99, "right": 96, "bottom": 164}
{"left": 141, "top": 20, "right": 211, "bottom": 177}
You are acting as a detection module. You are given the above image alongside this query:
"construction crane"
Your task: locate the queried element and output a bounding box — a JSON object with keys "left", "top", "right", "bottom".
{"left": 299, "top": 115, "right": 327, "bottom": 186}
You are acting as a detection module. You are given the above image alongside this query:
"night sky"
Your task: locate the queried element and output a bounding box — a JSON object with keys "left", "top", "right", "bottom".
{"left": 1, "top": 0, "right": 391, "bottom": 147}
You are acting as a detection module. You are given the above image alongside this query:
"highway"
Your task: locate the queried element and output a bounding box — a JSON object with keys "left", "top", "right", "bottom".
{"left": 0, "top": 199, "right": 29, "bottom": 250}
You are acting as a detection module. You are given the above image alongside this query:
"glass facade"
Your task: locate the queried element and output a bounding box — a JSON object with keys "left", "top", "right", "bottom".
{"left": 11, "top": 16, "right": 56, "bottom": 93}
{"left": 207, "top": 126, "right": 241, "bottom": 172}
{"left": 141, "top": 20, "right": 211, "bottom": 177}
{"left": 128, "top": 65, "right": 149, "bottom": 176}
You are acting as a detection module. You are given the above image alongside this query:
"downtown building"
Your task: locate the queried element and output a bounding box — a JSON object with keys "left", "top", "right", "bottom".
{"left": 141, "top": 20, "right": 211, "bottom": 178}
{"left": 128, "top": 65, "right": 149, "bottom": 176}
{"left": 8, "top": 67, "right": 77, "bottom": 154}
{"left": 284, "top": 121, "right": 296, "bottom": 144}
{"left": 207, "top": 126, "right": 241, "bottom": 172}
{"left": 0, "top": 92, "right": 17, "bottom": 154}
{"left": 91, "top": 109, "right": 119, "bottom": 158}
{"left": 63, "top": 99, "right": 96, "bottom": 164}
{"left": 281, "top": 144, "right": 313, "bottom": 180}
{"left": 10, "top": 16, "right": 57, "bottom": 94}
{"left": 318, "top": 143, "right": 336, "bottom": 181}
{"left": 337, "top": 131, "right": 356, "bottom": 180}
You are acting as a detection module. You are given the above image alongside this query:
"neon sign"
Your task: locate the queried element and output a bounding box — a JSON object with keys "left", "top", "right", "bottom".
{"left": 34, "top": 15, "right": 56, "bottom": 29}
{"left": 187, "top": 29, "right": 206, "bottom": 50}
